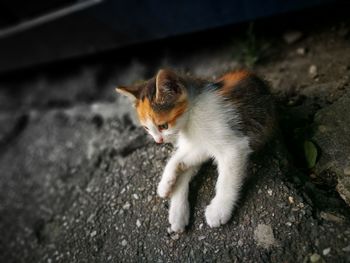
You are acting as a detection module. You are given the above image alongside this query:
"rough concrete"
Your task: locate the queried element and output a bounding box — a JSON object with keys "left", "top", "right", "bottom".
{"left": 0, "top": 102, "right": 349, "bottom": 263}
{"left": 313, "top": 92, "right": 350, "bottom": 205}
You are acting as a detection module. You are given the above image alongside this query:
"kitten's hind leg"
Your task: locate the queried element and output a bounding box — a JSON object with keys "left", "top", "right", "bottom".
{"left": 168, "top": 166, "right": 199, "bottom": 232}
{"left": 205, "top": 143, "right": 251, "bottom": 228}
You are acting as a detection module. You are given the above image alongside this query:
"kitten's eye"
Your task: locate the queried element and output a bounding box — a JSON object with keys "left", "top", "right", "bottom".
{"left": 158, "top": 123, "right": 168, "bottom": 130}
{"left": 143, "top": 126, "right": 149, "bottom": 130}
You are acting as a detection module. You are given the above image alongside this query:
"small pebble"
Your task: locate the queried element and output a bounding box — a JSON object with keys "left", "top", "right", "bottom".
{"left": 310, "top": 253, "right": 322, "bottom": 263}
{"left": 267, "top": 189, "right": 273, "bottom": 196}
{"left": 296, "top": 47, "right": 306, "bottom": 55}
{"left": 322, "top": 247, "right": 331, "bottom": 256}
{"left": 320, "top": 212, "right": 344, "bottom": 223}
{"left": 90, "top": 230, "right": 97, "bottom": 238}
{"left": 344, "top": 166, "right": 350, "bottom": 176}
{"left": 283, "top": 31, "right": 303, "bottom": 44}
{"left": 123, "top": 202, "right": 131, "bottom": 210}
{"left": 310, "top": 173, "right": 317, "bottom": 179}
{"left": 288, "top": 196, "right": 294, "bottom": 204}
{"left": 198, "top": 236, "right": 206, "bottom": 241}
{"left": 133, "top": 194, "right": 139, "bottom": 200}
{"left": 342, "top": 245, "right": 350, "bottom": 252}
{"left": 288, "top": 214, "right": 296, "bottom": 223}
{"left": 121, "top": 240, "right": 128, "bottom": 246}
{"left": 136, "top": 219, "right": 141, "bottom": 228}
{"left": 309, "top": 65, "right": 318, "bottom": 78}
{"left": 171, "top": 233, "right": 180, "bottom": 240}
{"left": 254, "top": 224, "right": 277, "bottom": 249}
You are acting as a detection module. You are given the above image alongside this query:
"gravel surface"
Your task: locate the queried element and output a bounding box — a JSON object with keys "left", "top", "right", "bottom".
{"left": 1, "top": 8, "right": 350, "bottom": 263}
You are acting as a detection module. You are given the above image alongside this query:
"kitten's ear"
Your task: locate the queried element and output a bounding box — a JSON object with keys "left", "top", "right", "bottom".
{"left": 115, "top": 85, "right": 140, "bottom": 103}
{"left": 155, "top": 69, "right": 183, "bottom": 104}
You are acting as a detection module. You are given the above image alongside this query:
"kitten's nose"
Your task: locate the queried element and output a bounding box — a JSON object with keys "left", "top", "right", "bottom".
{"left": 156, "top": 137, "right": 164, "bottom": 144}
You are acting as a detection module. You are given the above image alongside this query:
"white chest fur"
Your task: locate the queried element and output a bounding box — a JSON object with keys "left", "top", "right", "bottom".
{"left": 158, "top": 91, "right": 252, "bottom": 232}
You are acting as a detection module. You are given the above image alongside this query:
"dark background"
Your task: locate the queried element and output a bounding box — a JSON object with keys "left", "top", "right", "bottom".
{"left": 0, "top": 0, "right": 337, "bottom": 73}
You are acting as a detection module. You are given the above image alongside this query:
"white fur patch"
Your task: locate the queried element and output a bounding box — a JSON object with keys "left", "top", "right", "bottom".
{"left": 158, "top": 90, "right": 252, "bottom": 231}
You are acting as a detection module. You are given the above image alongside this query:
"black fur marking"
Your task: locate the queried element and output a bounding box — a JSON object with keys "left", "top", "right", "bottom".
{"left": 151, "top": 102, "right": 175, "bottom": 112}
{"left": 211, "top": 80, "right": 224, "bottom": 91}
{"left": 138, "top": 77, "right": 175, "bottom": 112}
{"left": 139, "top": 78, "right": 156, "bottom": 102}
{"left": 224, "top": 75, "right": 276, "bottom": 150}
{"left": 163, "top": 79, "right": 181, "bottom": 94}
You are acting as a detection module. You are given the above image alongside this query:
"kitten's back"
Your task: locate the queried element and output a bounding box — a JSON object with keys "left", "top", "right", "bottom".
{"left": 217, "top": 70, "right": 277, "bottom": 151}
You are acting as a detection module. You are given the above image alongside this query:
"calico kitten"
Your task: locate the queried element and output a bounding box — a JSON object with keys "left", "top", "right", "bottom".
{"left": 116, "top": 69, "right": 276, "bottom": 232}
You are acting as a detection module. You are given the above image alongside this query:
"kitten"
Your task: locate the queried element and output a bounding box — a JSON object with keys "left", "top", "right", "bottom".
{"left": 116, "top": 69, "right": 276, "bottom": 232}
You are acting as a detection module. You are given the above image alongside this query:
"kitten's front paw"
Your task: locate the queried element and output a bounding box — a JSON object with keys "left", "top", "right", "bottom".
{"left": 169, "top": 199, "right": 190, "bottom": 233}
{"left": 205, "top": 199, "right": 232, "bottom": 228}
{"left": 157, "top": 178, "right": 176, "bottom": 198}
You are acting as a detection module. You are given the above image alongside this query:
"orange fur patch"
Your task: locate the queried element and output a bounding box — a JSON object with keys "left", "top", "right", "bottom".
{"left": 217, "top": 70, "right": 251, "bottom": 96}
{"left": 136, "top": 98, "right": 152, "bottom": 124}
{"left": 136, "top": 98, "right": 188, "bottom": 127}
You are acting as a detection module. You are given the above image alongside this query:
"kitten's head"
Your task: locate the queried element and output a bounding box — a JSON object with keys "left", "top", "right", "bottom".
{"left": 116, "top": 69, "right": 188, "bottom": 144}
